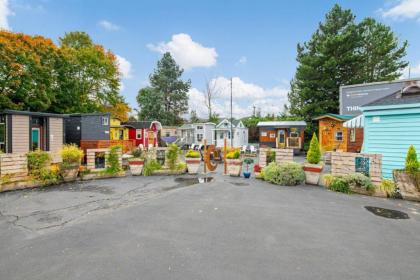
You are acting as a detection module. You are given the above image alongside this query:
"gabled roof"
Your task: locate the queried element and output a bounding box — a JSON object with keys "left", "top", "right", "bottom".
{"left": 313, "top": 113, "right": 354, "bottom": 121}
{"left": 257, "top": 121, "right": 307, "bottom": 127}
{"left": 216, "top": 118, "right": 243, "bottom": 128}
{"left": 362, "top": 89, "right": 420, "bottom": 108}
{"left": 123, "top": 121, "right": 153, "bottom": 129}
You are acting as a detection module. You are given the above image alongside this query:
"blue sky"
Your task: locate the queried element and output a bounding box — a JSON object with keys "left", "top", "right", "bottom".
{"left": 2, "top": 0, "right": 420, "bottom": 118}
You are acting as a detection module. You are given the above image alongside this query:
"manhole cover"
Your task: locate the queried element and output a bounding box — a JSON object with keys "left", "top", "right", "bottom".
{"left": 365, "top": 206, "right": 409, "bottom": 219}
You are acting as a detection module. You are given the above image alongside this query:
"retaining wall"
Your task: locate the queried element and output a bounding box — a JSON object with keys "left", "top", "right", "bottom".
{"left": 259, "top": 148, "right": 294, "bottom": 168}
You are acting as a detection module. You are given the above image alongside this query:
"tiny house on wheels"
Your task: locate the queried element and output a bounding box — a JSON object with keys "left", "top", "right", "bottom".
{"left": 314, "top": 114, "right": 363, "bottom": 153}
{"left": 361, "top": 82, "right": 420, "bottom": 178}
{"left": 257, "top": 121, "right": 306, "bottom": 150}
{"left": 123, "top": 121, "right": 162, "bottom": 148}
{"left": 214, "top": 119, "right": 248, "bottom": 148}
{"left": 0, "top": 110, "right": 65, "bottom": 154}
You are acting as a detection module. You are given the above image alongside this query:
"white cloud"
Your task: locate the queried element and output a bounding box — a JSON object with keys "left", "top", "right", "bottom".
{"left": 98, "top": 20, "right": 120, "bottom": 31}
{"left": 0, "top": 0, "right": 11, "bottom": 30}
{"left": 381, "top": 0, "right": 420, "bottom": 20}
{"left": 401, "top": 63, "right": 420, "bottom": 78}
{"left": 116, "top": 55, "right": 132, "bottom": 79}
{"left": 237, "top": 56, "right": 247, "bottom": 65}
{"left": 188, "top": 77, "right": 289, "bottom": 119}
{"left": 147, "top": 33, "right": 217, "bottom": 70}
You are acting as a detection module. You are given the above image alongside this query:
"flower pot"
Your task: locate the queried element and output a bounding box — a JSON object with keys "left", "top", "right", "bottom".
{"left": 61, "top": 164, "right": 79, "bottom": 182}
{"left": 243, "top": 171, "right": 251, "bottom": 178}
{"left": 226, "top": 159, "right": 243, "bottom": 177}
{"left": 303, "top": 163, "right": 324, "bottom": 185}
{"left": 393, "top": 170, "right": 420, "bottom": 202}
{"left": 186, "top": 158, "right": 201, "bottom": 174}
{"left": 128, "top": 159, "right": 144, "bottom": 176}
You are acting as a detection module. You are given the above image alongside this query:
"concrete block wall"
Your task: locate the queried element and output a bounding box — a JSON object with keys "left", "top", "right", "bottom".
{"left": 259, "top": 148, "right": 294, "bottom": 168}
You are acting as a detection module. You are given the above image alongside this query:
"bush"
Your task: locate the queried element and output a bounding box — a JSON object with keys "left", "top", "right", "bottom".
{"left": 329, "top": 177, "right": 351, "bottom": 194}
{"left": 262, "top": 162, "right": 305, "bottom": 186}
{"left": 176, "top": 162, "right": 187, "bottom": 171}
{"left": 379, "top": 179, "right": 396, "bottom": 196}
{"left": 166, "top": 144, "right": 181, "bottom": 171}
{"left": 60, "top": 144, "right": 84, "bottom": 167}
{"left": 322, "top": 174, "right": 335, "bottom": 188}
{"left": 143, "top": 159, "right": 162, "bottom": 176}
{"left": 106, "top": 145, "right": 122, "bottom": 175}
{"left": 306, "top": 133, "right": 321, "bottom": 164}
{"left": 343, "top": 173, "right": 373, "bottom": 191}
{"left": 266, "top": 149, "right": 275, "bottom": 164}
{"left": 253, "top": 164, "right": 261, "bottom": 173}
{"left": 185, "top": 149, "right": 201, "bottom": 158}
{"left": 27, "top": 149, "right": 51, "bottom": 178}
{"left": 226, "top": 149, "right": 240, "bottom": 159}
{"left": 131, "top": 148, "right": 143, "bottom": 159}
{"left": 405, "top": 145, "right": 420, "bottom": 174}
{"left": 39, "top": 166, "right": 60, "bottom": 185}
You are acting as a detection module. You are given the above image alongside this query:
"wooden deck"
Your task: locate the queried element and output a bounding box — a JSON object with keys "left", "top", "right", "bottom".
{"left": 80, "top": 140, "right": 135, "bottom": 154}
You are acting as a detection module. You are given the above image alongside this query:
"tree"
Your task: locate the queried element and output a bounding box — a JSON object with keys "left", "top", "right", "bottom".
{"left": 405, "top": 145, "right": 419, "bottom": 174}
{"left": 189, "top": 110, "right": 200, "bottom": 123}
{"left": 137, "top": 87, "right": 165, "bottom": 121}
{"left": 103, "top": 102, "right": 131, "bottom": 122}
{"left": 306, "top": 133, "right": 321, "bottom": 164}
{"left": 287, "top": 4, "right": 408, "bottom": 136}
{"left": 208, "top": 112, "right": 220, "bottom": 124}
{"left": 203, "top": 78, "right": 220, "bottom": 121}
{"left": 147, "top": 52, "right": 190, "bottom": 125}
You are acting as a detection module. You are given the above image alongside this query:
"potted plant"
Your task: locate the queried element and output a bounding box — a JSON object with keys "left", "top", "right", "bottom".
{"left": 254, "top": 164, "right": 262, "bottom": 179}
{"left": 185, "top": 149, "right": 201, "bottom": 174}
{"left": 243, "top": 158, "right": 254, "bottom": 178}
{"left": 128, "top": 148, "right": 145, "bottom": 176}
{"left": 393, "top": 145, "right": 420, "bottom": 201}
{"left": 59, "top": 144, "right": 84, "bottom": 182}
{"left": 226, "top": 148, "right": 242, "bottom": 176}
{"left": 303, "top": 133, "right": 323, "bottom": 185}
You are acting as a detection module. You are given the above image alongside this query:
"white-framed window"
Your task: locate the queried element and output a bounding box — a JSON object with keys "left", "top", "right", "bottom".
{"left": 335, "top": 131, "right": 343, "bottom": 141}
{"left": 350, "top": 128, "right": 356, "bottom": 142}
{"left": 136, "top": 129, "right": 142, "bottom": 139}
{"left": 261, "top": 132, "right": 267, "bottom": 137}
{"left": 101, "top": 116, "right": 109, "bottom": 125}
{"left": 197, "top": 125, "right": 203, "bottom": 130}
{"left": 197, "top": 134, "right": 203, "bottom": 141}
{"left": 269, "top": 133, "right": 276, "bottom": 139}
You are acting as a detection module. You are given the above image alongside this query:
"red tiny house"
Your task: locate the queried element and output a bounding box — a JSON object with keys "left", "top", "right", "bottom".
{"left": 124, "top": 121, "right": 162, "bottom": 148}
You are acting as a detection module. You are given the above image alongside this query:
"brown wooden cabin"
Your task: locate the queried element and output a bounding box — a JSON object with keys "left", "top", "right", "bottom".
{"left": 314, "top": 113, "right": 363, "bottom": 153}
{"left": 256, "top": 121, "right": 306, "bottom": 151}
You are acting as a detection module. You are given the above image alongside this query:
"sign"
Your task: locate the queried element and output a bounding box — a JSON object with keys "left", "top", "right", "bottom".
{"left": 340, "top": 79, "right": 420, "bottom": 116}
{"left": 355, "top": 157, "right": 370, "bottom": 177}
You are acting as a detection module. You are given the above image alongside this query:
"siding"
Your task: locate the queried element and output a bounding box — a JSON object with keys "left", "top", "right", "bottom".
{"left": 363, "top": 112, "right": 420, "bottom": 178}
{"left": 12, "top": 115, "right": 30, "bottom": 153}
{"left": 49, "top": 117, "right": 63, "bottom": 152}
{"left": 81, "top": 115, "right": 110, "bottom": 140}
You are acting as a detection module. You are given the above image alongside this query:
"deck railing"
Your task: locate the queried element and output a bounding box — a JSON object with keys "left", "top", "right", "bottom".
{"left": 80, "top": 140, "right": 135, "bottom": 153}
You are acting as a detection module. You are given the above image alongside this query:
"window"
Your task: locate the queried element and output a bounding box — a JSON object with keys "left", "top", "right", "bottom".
{"left": 269, "top": 133, "right": 276, "bottom": 139}
{"left": 350, "top": 129, "right": 356, "bottom": 142}
{"left": 101, "top": 117, "right": 109, "bottom": 125}
{"left": 219, "top": 133, "right": 224, "bottom": 139}
{"left": 165, "top": 131, "right": 171, "bottom": 137}
{"left": 136, "top": 129, "right": 142, "bottom": 139}
{"left": 197, "top": 125, "right": 203, "bottom": 130}
{"left": 197, "top": 134, "right": 203, "bottom": 141}
{"left": 0, "top": 115, "right": 6, "bottom": 153}
{"left": 335, "top": 131, "right": 343, "bottom": 141}
{"left": 261, "top": 132, "right": 267, "bottom": 137}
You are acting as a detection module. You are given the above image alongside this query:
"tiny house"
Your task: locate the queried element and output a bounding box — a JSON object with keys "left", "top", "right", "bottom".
{"left": 110, "top": 118, "right": 129, "bottom": 140}
{"left": 123, "top": 121, "right": 162, "bottom": 148}
{"left": 214, "top": 119, "right": 248, "bottom": 148}
{"left": 314, "top": 114, "right": 363, "bottom": 152}
{"left": 361, "top": 83, "right": 420, "bottom": 178}
{"left": 65, "top": 113, "right": 111, "bottom": 146}
{"left": 257, "top": 121, "right": 306, "bottom": 150}
{"left": 0, "top": 110, "right": 65, "bottom": 154}
{"left": 178, "top": 122, "right": 216, "bottom": 146}
{"left": 161, "top": 126, "right": 178, "bottom": 144}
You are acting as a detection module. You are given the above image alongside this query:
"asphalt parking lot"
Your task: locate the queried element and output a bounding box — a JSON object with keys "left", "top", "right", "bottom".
{"left": 1, "top": 171, "right": 420, "bottom": 280}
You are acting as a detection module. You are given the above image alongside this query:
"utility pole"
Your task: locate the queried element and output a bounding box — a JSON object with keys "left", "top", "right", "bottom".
{"left": 253, "top": 105, "right": 256, "bottom": 117}
{"left": 230, "top": 77, "right": 233, "bottom": 147}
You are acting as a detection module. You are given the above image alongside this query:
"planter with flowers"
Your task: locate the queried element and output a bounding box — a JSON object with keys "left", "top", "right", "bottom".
{"left": 128, "top": 148, "right": 145, "bottom": 176}
{"left": 60, "top": 144, "right": 84, "bottom": 182}
{"left": 226, "top": 149, "right": 242, "bottom": 177}
{"left": 243, "top": 158, "right": 254, "bottom": 178}
{"left": 185, "top": 149, "right": 201, "bottom": 174}
{"left": 254, "top": 164, "right": 263, "bottom": 179}
{"left": 303, "top": 133, "right": 323, "bottom": 185}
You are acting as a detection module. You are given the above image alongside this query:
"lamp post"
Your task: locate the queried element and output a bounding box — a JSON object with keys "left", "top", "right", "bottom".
{"left": 230, "top": 77, "right": 233, "bottom": 147}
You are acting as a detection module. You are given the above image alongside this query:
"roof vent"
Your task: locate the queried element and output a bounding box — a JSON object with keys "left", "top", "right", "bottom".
{"left": 402, "top": 85, "right": 420, "bottom": 97}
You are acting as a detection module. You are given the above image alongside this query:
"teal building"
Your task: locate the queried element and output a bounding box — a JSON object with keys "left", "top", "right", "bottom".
{"left": 361, "top": 84, "right": 420, "bottom": 179}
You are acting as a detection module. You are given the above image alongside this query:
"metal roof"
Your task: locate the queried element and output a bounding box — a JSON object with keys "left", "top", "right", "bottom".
{"left": 257, "top": 121, "right": 307, "bottom": 127}
{"left": 1, "top": 109, "right": 67, "bottom": 118}
{"left": 313, "top": 113, "right": 354, "bottom": 121}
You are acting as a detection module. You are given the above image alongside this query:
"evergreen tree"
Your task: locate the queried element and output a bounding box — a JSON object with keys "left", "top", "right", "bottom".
{"left": 405, "top": 145, "right": 420, "bottom": 174}
{"left": 306, "top": 133, "right": 321, "bottom": 164}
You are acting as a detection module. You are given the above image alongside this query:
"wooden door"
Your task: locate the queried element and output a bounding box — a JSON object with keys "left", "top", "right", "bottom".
{"left": 321, "top": 128, "right": 332, "bottom": 149}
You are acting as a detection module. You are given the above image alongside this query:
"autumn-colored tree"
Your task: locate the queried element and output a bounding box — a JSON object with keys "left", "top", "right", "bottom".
{"left": 102, "top": 102, "right": 132, "bottom": 122}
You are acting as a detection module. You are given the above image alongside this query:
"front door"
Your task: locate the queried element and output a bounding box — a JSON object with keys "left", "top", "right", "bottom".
{"left": 31, "top": 128, "right": 40, "bottom": 150}
{"left": 322, "top": 128, "right": 333, "bottom": 150}
{"left": 277, "top": 129, "right": 286, "bottom": 148}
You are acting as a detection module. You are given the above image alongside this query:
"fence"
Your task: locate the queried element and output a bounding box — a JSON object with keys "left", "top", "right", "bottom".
{"left": 259, "top": 148, "right": 294, "bottom": 168}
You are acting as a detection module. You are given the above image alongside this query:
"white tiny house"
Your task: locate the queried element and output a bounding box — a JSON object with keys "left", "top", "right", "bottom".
{"left": 214, "top": 119, "right": 248, "bottom": 148}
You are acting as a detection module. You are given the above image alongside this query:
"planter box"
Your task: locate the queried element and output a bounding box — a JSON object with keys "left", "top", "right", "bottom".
{"left": 303, "top": 163, "right": 323, "bottom": 185}
{"left": 393, "top": 170, "right": 420, "bottom": 202}
{"left": 185, "top": 158, "right": 201, "bottom": 174}
{"left": 128, "top": 159, "right": 144, "bottom": 176}
{"left": 226, "top": 159, "right": 242, "bottom": 177}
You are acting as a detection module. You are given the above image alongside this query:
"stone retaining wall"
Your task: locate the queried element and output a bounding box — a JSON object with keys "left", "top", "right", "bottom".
{"left": 331, "top": 152, "right": 382, "bottom": 185}
{"left": 86, "top": 148, "right": 122, "bottom": 171}
{"left": 259, "top": 148, "right": 294, "bottom": 168}
{"left": 0, "top": 153, "right": 28, "bottom": 183}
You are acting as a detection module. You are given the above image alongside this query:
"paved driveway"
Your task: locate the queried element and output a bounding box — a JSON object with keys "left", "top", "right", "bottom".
{"left": 0, "top": 172, "right": 419, "bottom": 280}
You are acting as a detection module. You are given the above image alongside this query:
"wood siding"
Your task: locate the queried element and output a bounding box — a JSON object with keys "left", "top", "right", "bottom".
{"left": 49, "top": 117, "right": 63, "bottom": 153}
{"left": 12, "top": 115, "right": 29, "bottom": 153}
{"left": 318, "top": 118, "right": 348, "bottom": 152}
{"left": 346, "top": 128, "right": 363, "bottom": 153}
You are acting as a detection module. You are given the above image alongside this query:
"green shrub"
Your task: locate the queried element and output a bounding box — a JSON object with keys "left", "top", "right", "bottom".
{"left": 185, "top": 149, "right": 201, "bottom": 158}
{"left": 131, "top": 148, "right": 144, "bottom": 159}
{"left": 27, "top": 149, "right": 51, "bottom": 178}
{"left": 405, "top": 145, "right": 420, "bottom": 174}
{"left": 379, "top": 179, "right": 396, "bottom": 196}
{"left": 226, "top": 149, "right": 240, "bottom": 159}
{"left": 329, "top": 177, "right": 351, "bottom": 194}
{"left": 322, "top": 174, "right": 335, "bottom": 188}
{"left": 106, "top": 145, "right": 122, "bottom": 175}
{"left": 166, "top": 144, "right": 181, "bottom": 170}
{"left": 343, "top": 173, "right": 373, "bottom": 191}
{"left": 306, "top": 133, "right": 321, "bottom": 164}
{"left": 176, "top": 162, "right": 187, "bottom": 171}
{"left": 143, "top": 159, "right": 162, "bottom": 176}
{"left": 262, "top": 162, "right": 305, "bottom": 186}
{"left": 266, "top": 149, "right": 276, "bottom": 164}
{"left": 60, "top": 144, "right": 84, "bottom": 167}
{"left": 39, "top": 167, "right": 60, "bottom": 186}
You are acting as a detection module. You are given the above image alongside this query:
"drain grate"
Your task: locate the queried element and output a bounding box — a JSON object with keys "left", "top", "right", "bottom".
{"left": 365, "top": 206, "right": 409, "bottom": 219}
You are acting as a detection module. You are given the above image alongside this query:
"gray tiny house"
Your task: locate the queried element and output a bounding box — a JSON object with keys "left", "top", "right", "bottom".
{"left": 64, "top": 113, "right": 111, "bottom": 146}
{"left": 0, "top": 110, "right": 65, "bottom": 154}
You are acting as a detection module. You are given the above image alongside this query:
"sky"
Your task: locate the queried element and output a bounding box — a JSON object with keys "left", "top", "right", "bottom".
{"left": 2, "top": 0, "right": 420, "bottom": 119}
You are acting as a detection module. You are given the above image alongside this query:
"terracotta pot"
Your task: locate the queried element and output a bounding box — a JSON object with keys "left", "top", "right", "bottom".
{"left": 393, "top": 170, "right": 420, "bottom": 202}
{"left": 303, "top": 163, "right": 324, "bottom": 185}
{"left": 226, "top": 159, "right": 243, "bottom": 177}
{"left": 186, "top": 158, "right": 201, "bottom": 174}
{"left": 128, "top": 159, "right": 144, "bottom": 176}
